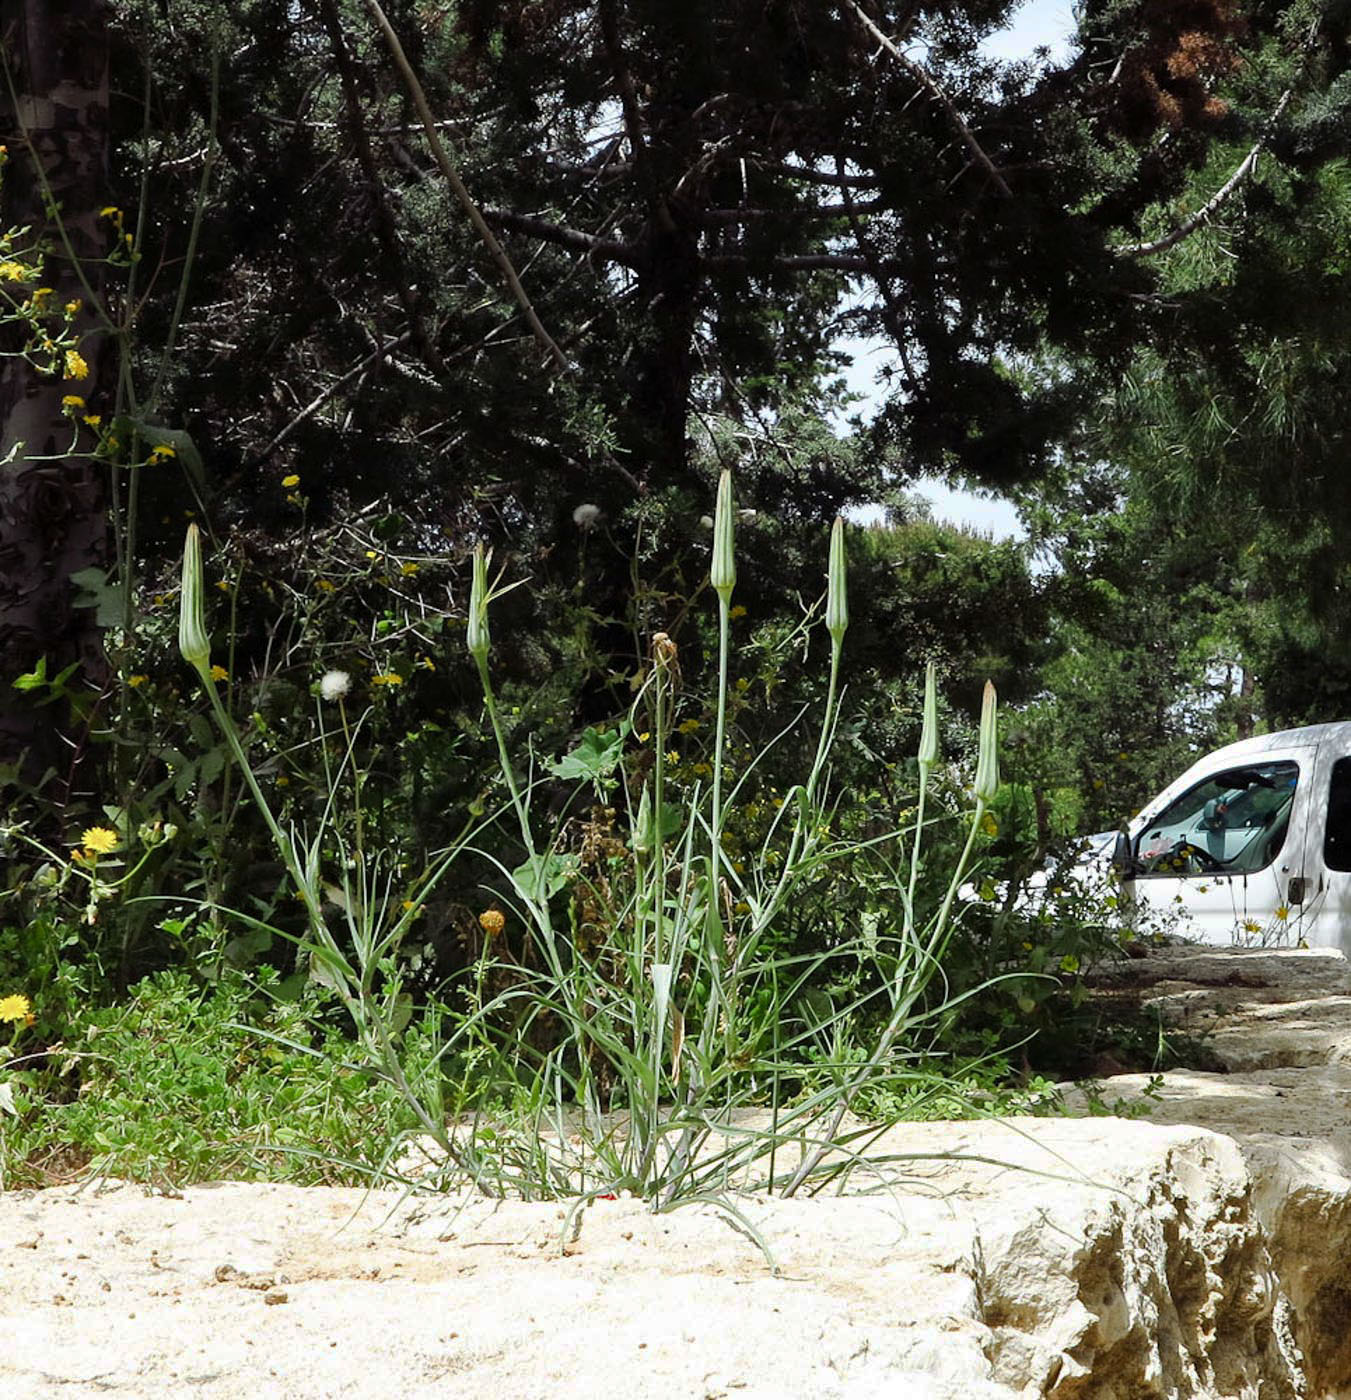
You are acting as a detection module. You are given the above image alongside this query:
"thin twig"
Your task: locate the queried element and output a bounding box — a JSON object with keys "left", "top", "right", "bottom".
{"left": 245, "top": 329, "right": 413, "bottom": 465}
{"left": 841, "top": 0, "right": 1012, "bottom": 199}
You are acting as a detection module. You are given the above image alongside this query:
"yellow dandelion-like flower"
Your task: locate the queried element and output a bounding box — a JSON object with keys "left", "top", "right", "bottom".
{"left": 0, "top": 994, "right": 30, "bottom": 1024}
{"left": 148, "top": 443, "right": 176, "bottom": 462}
{"left": 981, "top": 811, "right": 1000, "bottom": 837}
{"left": 99, "top": 206, "right": 123, "bottom": 221}
{"left": 371, "top": 672, "right": 403, "bottom": 687}
{"left": 677, "top": 718, "right": 701, "bottom": 734}
{"left": 417, "top": 657, "right": 435, "bottom": 671}
{"left": 64, "top": 348, "right": 89, "bottom": 380}
{"left": 282, "top": 474, "right": 300, "bottom": 488}
{"left": 31, "top": 286, "right": 53, "bottom": 307}
{"left": 215, "top": 579, "right": 230, "bottom": 592}
{"left": 83, "top": 413, "right": 102, "bottom": 427}
{"left": 80, "top": 826, "right": 119, "bottom": 855}
{"left": 1275, "top": 905, "right": 1290, "bottom": 923}
{"left": 316, "top": 579, "right": 335, "bottom": 593}
{"left": 1244, "top": 919, "right": 1262, "bottom": 933}
{"left": 729, "top": 605, "right": 747, "bottom": 619}
{"left": 126, "top": 674, "right": 149, "bottom": 688}
{"left": 210, "top": 664, "right": 229, "bottom": 682}
{"left": 692, "top": 761, "right": 712, "bottom": 777}
{"left": 64, "top": 299, "right": 80, "bottom": 316}
{"left": 61, "top": 394, "right": 85, "bottom": 411}
{"left": 666, "top": 750, "right": 681, "bottom": 765}
{"left": 0, "top": 260, "right": 26, "bottom": 281}
{"left": 400, "top": 562, "right": 419, "bottom": 576}
{"left": 479, "top": 909, "right": 505, "bottom": 937}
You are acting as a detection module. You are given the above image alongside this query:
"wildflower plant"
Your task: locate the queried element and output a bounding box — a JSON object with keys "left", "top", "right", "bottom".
{"left": 174, "top": 475, "right": 1006, "bottom": 1219}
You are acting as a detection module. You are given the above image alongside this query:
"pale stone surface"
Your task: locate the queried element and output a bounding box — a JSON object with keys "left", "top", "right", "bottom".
{"left": 3, "top": 943, "right": 1351, "bottom": 1399}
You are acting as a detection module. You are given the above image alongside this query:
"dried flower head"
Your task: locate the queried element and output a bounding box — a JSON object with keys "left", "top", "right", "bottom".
{"left": 320, "top": 670, "right": 351, "bottom": 702}
{"left": 479, "top": 909, "right": 505, "bottom": 937}
{"left": 572, "top": 502, "right": 601, "bottom": 530}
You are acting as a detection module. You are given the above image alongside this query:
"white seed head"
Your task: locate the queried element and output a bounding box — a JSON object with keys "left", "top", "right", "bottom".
{"left": 320, "top": 669, "right": 351, "bottom": 702}
{"left": 572, "top": 502, "right": 601, "bottom": 529}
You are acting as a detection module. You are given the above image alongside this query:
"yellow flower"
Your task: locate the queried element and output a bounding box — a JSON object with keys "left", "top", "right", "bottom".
{"left": 80, "top": 826, "right": 119, "bottom": 855}
{"left": 126, "top": 674, "right": 149, "bottom": 688}
{"left": 666, "top": 750, "right": 680, "bottom": 765}
{"left": 400, "top": 562, "right": 419, "bottom": 576}
{"left": 210, "top": 664, "right": 229, "bottom": 682}
{"left": 729, "top": 604, "right": 747, "bottom": 619}
{"left": 692, "top": 761, "right": 712, "bottom": 777}
{"left": 417, "top": 657, "right": 435, "bottom": 671}
{"left": 275, "top": 775, "right": 290, "bottom": 787}
{"left": 215, "top": 580, "right": 230, "bottom": 593}
{"left": 0, "top": 260, "right": 27, "bottom": 281}
{"left": 678, "top": 719, "right": 700, "bottom": 734}
{"left": 61, "top": 394, "right": 85, "bottom": 411}
{"left": 0, "top": 994, "right": 30, "bottom": 1024}
{"left": 479, "top": 909, "right": 505, "bottom": 937}
{"left": 315, "top": 579, "right": 335, "bottom": 593}
{"left": 637, "top": 731, "right": 650, "bottom": 743}
{"left": 64, "top": 299, "right": 80, "bottom": 316}
{"left": 1244, "top": 919, "right": 1261, "bottom": 933}
{"left": 282, "top": 474, "right": 300, "bottom": 488}
{"left": 64, "top": 348, "right": 89, "bottom": 380}
{"left": 980, "top": 811, "right": 999, "bottom": 837}
{"left": 31, "top": 286, "right": 53, "bottom": 307}
{"left": 734, "top": 677, "right": 749, "bottom": 692}
{"left": 83, "top": 413, "right": 102, "bottom": 427}
{"left": 371, "top": 672, "right": 403, "bottom": 687}
{"left": 1275, "top": 905, "right": 1290, "bottom": 922}
{"left": 99, "top": 206, "right": 123, "bottom": 221}
{"left": 149, "top": 443, "right": 176, "bottom": 463}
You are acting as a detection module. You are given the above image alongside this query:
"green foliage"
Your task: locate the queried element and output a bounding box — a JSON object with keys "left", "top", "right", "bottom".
{"left": 0, "top": 968, "right": 434, "bottom": 1189}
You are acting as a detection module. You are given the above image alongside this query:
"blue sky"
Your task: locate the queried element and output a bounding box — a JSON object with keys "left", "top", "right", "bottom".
{"left": 843, "top": 0, "right": 1074, "bottom": 538}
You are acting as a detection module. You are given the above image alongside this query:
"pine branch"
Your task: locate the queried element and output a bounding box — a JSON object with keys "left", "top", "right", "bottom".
{"left": 1120, "top": 86, "right": 1296, "bottom": 257}
{"left": 359, "top": 0, "right": 572, "bottom": 373}
{"left": 841, "top": 0, "right": 1012, "bottom": 199}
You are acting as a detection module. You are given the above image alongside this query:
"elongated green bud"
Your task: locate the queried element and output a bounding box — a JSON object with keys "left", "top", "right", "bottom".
{"left": 178, "top": 524, "right": 211, "bottom": 677}
{"left": 467, "top": 542, "right": 491, "bottom": 661}
{"left": 826, "top": 516, "right": 848, "bottom": 644}
{"left": 632, "top": 783, "right": 654, "bottom": 854}
{"left": 710, "top": 470, "right": 736, "bottom": 601}
{"left": 974, "top": 680, "right": 999, "bottom": 804}
{"left": 918, "top": 661, "right": 939, "bottom": 769}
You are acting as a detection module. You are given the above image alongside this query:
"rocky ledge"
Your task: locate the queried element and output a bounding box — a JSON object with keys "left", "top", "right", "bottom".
{"left": 2, "top": 945, "right": 1349, "bottom": 1399}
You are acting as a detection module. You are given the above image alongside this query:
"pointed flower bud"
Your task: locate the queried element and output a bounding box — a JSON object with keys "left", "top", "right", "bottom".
{"left": 918, "top": 661, "right": 939, "bottom": 770}
{"left": 178, "top": 524, "right": 211, "bottom": 677}
{"left": 974, "top": 680, "right": 1000, "bottom": 805}
{"left": 632, "top": 783, "right": 655, "bottom": 854}
{"left": 466, "top": 542, "right": 491, "bottom": 661}
{"left": 710, "top": 470, "right": 736, "bottom": 601}
{"left": 826, "top": 516, "right": 848, "bottom": 645}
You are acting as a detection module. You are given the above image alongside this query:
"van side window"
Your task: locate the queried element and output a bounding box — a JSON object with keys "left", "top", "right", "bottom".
{"left": 1135, "top": 760, "right": 1299, "bottom": 878}
{"left": 1324, "top": 758, "right": 1351, "bottom": 872}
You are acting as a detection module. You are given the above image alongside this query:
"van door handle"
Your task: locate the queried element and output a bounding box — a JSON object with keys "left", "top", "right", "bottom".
{"left": 1287, "top": 876, "right": 1307, "bottom": 905}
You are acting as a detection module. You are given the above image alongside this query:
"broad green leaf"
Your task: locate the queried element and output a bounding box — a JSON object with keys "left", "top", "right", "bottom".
{"left": 549, "top": 724, "right": 627, "bottom": 784}
{"left": 512, "top": 852, "right": 577, "bottom": 901}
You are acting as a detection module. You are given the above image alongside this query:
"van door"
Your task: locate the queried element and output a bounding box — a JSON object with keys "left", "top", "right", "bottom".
{"left": 1123, "top": 751, "right": 1313, "bottom": 946}
{"left": 1293, "top": 743, "right": 1351, "bottom": 958}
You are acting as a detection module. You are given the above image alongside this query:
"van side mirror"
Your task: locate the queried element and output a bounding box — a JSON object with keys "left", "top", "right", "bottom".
{"left": 1110, "top": 829, "right": 1136, "bottom": 878}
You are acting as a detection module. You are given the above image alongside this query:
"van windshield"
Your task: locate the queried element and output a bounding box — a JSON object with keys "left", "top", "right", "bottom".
{"left": 1135, "top": 760, "right": 1299, "bottom": 878}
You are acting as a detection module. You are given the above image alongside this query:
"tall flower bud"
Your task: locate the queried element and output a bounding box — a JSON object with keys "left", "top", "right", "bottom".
{"left": 974, "top": 680, "right": 1000, "bottom": 805}
{"left": 710, "top": 470, "right": 736, "bottom": 601}
{"left": 178, "top": 524, "right": 211, "bottom": 678}
{"left": 466, "top": 542, "right": 491, "bottom": 662}
{"left": 826, "top": 516, "right": 848, "bottom": 645}
{"left": 918, "top": 661, "right": 939, "bottom": 770}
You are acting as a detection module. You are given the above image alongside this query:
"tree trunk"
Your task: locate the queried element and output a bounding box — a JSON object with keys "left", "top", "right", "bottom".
{"left": 0, "top": 0, "right": 110, "bottom": 794}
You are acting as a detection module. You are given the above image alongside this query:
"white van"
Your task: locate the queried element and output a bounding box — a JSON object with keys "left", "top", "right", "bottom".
{"left": 1107, "top": 721, "right": 1351, "bottom": 956}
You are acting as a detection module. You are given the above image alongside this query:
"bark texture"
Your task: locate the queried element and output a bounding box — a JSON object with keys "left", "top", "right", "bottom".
{"left": 0, "top": 0, "right": 109, "bottom": 787}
